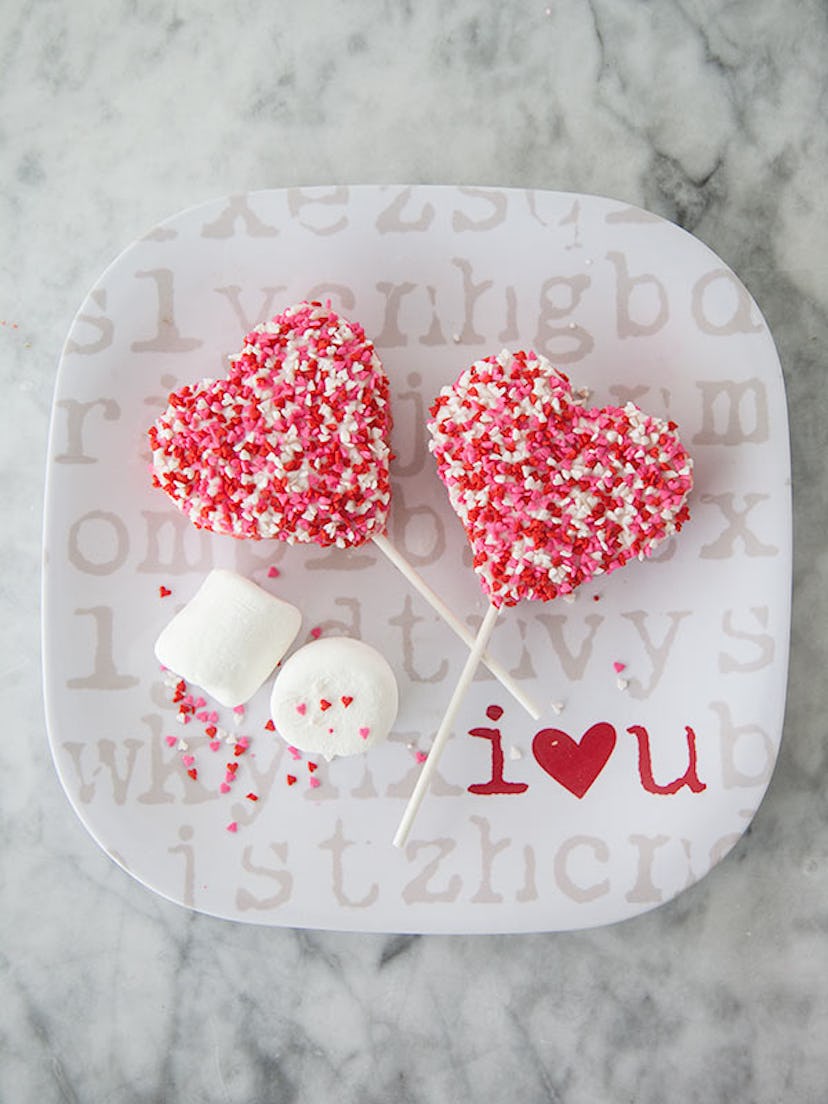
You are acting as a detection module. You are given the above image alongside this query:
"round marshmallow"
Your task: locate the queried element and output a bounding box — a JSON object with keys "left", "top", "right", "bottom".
{"left": 270, "top": 637, "right": 398, "bottom": 760}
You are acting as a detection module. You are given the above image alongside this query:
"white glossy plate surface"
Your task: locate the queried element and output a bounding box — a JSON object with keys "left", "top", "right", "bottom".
{"left": 43, "top": 187, "right": 791, "bottom": 932}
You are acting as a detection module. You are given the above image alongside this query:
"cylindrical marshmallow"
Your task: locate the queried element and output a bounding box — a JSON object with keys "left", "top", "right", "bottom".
{"left": 155, "top": 568, "right": 301, "bottom": 707}
{"left": 270, "top": 637, "right": 398, "bottom": 759}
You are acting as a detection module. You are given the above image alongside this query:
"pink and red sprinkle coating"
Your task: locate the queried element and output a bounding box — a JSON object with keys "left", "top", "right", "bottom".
{"left": 428, "top": 349, "right": 693, "bottom": 609}
{"left": 148, "top": 301, "right": 393, "bottom": 548}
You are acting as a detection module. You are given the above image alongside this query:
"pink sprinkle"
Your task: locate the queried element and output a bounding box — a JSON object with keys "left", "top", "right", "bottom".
{"left": 267, "top": 566, "right": 280, "bottom": 578}
{"left": 295, "top": 703, "right": 307, "bottom": 716}
{"left": 164, "top": 736, "right": 176, "bottom": 747}
{"left": 208, "top": 711, "right": 219, "bottom": 723}
{"left": 194, "top": 697, "right": 206, "bottom": 709}
{"left": 182, "top": 755, "right": 195, "bottom": 767}
{"left": 415, "top": 750, "right": 428, "bottom": 763}
{"left": 196, "top": 711, "right": 209, "bottom": 722}
{"left": 310, "top": 627, "right": 322, "bottom": 640}
{"left": 237, "top": 736, "right": 250, "bottom": 749}
{"left": 209, "top": 740, "right": 221, "bottom": 751}
{"left": 233, "top": 704, "right": 245, "bottom": 715}
{"left": 226, "top": 821, "right": 238, "bottom": 833}
{"left": 359, "top": 726, "right": 370, "bottom": 739}
{"left": 309, "top": 777, "right": 321, "bottom": 789}
{"left": 225, "top": 771, "right": 236, "bottom": 783}
{"left": 613, "top": 661, "right": 626, "bottom": 673}
{"left": 288, "top": 745, "right": 303, "bottom": 760}
{"left": 219, "top": 782, "right": 231, "bottom": 793}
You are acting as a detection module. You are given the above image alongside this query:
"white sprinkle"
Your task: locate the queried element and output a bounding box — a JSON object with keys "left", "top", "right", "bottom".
{"left": 177, "top": 739, "right": 188, "bottom": 751}
{"left": 509, "top": 745, "right": 523, "bottom": 761}
{"left": 616, "top": 677, "right": 629, "bottom": 691}
{"left": 551, "top": 701, "right": 564, "bottom": 714}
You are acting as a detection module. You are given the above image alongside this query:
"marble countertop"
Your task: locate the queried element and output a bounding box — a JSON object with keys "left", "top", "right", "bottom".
{"left": 3, "top": 1, "right": 827, "bottom": 1100}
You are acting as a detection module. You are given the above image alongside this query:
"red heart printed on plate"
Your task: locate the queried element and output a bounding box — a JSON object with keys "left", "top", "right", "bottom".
{"left": 148, "top": 301, "right": 392, "bottom": 548}
{"left": 532, "top": 722, "right": 617, "bottom": 798}
{"left": 428, "top": 350, "right": 693, "bottom": 608}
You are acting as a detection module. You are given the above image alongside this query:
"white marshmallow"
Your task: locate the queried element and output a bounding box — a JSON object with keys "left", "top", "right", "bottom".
{"left": 270, "top": 637, "right": 398, "bottom": 760}
{"left": 155, "top": 569, "right": 301, "bottom": 707}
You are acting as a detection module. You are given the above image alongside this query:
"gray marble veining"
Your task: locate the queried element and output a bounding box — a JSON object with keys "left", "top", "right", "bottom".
{"left": 2, "top": 0, "right": 827, "bottom": 1101}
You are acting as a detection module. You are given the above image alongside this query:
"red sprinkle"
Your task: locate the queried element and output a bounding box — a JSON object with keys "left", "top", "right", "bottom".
{"left": 310, "top": 627, "right": 322, "bottom": 640}
{"left": 246, "top": 792, "right": 259, "bottom": 801}
{"left": 267, "top": 566, "right": 280, "bottom": 578}
{"left": 341, "top": 695, "right": 353, "bottom": 708}
{"left": 319, "top": 699, "right": 332, "bottom": 712}
{"left": 286, "top": 774, "right": 297, "bottom": 786}
{"left": 226, "top": 821, "right": 238, "bottom": 833}
{"left": 308, "top": 762, "right": 318, "bottom": 773}
{"left": 187, "top": 768, "right": 198, "bottom": 780}
{"left": 264, "top": 719, "right": 275, "bottom": 731}
{"left": 159, "top": 586, "right": 172, "bottom": 598}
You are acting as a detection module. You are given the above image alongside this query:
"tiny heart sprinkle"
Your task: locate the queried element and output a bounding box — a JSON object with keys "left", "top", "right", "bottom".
{"left": 267, "top": 566, "right": 280, "bottom": 578}
{"left": 205, "top": 725, "right": 217, "bottom": 738}
{"left": 310, "top": 627, "right": 322, "bottom": 639}
{"left": 359, "top": 726, "right": 370, "bottom": 739}
{"left": 286, "top": 774, "right": 297, "bottom": 786}
{"left": 159, "top": 586, "right": 171, "bottom": 598}
{"left": 341, "top": 696, "right": 353, "bottom": 708}
{"left": 164, "top": 736, "right": 176, "bottom": 747}
{"left": 309, "top": 777, "right": 321, "bottom": 789}
{"left": 220, "top": 782, "right": 231, "bottom": 793}
{"left": 307, "top": 762, "right": 318, "bottom": 773}
{"left": 226, "top": 822, "right": 238, "bottom": 833}
{"left": 613, "top": 661, "right": 626, "bottom": 673}
{"left": 182, "top": 755, "right": 195, "bottom": 767}
{"left": 187, "top": 768, "right": 198, "bottom": 781}
{"left": 319, "top": 699, "right": 332, "bottom": 712}
{"left": 264, "top": 719, "right": 275, "bottom": 731}
{"left": 295, "top": 703, "right": 307, "bottom": 716}
{"left": 209, "top": 740, "right": 221, "bottom": 751}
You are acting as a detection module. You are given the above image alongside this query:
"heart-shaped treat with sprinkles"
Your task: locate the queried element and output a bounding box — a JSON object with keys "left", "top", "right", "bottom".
{"left": 428, "top": 349, "right": 693, "bottom": 609}
{"left": 148, "top": 301, "right": 392, "bottom": 547}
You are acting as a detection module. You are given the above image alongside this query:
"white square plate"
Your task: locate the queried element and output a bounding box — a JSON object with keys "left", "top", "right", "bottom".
{"left": 42, "top": 187, "right": 791, "bottom": 931}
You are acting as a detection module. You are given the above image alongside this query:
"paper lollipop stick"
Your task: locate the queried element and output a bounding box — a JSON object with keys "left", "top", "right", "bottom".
{"left": 371, "top": 533, "right": 539, "bottom": 718}
{"left": 393, "top": 603, "right": 499, "bottom": 847}
{"left": 393, "top": 348, "right": 694, "bottom": 847}
{"left": 147, "top": 302, "right": 540, "bottom": 717}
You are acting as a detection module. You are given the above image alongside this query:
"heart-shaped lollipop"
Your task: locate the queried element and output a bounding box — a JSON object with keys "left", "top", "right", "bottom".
{"left": 428, "top": 349, "right": 693, "bottom": 608}
{"left": 149, "top": 301, "right": 392, "bottom": 548}
{"left": 149, "top": 303, "right": 541, "bottom": 719}
{"left": 394, "top": 348, "right": 693, "bottom": 847}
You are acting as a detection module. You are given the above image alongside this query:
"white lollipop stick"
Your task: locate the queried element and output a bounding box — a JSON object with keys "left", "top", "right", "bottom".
{"left": 393, "top": 602, "right": 500, "bottom": 848}
{"left": 371, "top": 533, "right": 539, "bottom": 720}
